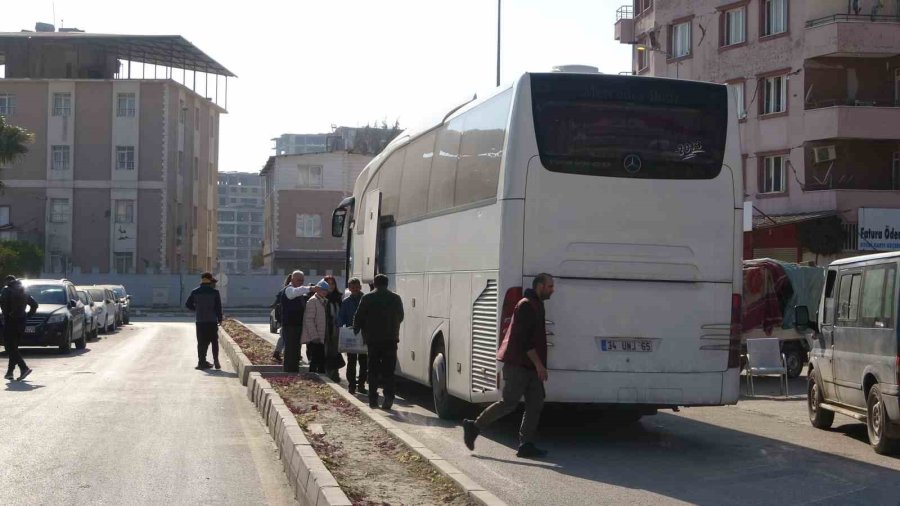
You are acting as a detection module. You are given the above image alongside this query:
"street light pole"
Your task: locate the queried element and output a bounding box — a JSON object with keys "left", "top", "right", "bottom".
{"left": 496, "top": 0, "right": 501, "bottom": 87}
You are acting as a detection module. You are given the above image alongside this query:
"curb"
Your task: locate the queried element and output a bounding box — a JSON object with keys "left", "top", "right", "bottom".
{"left": 319, "top": 376, "right": 508, "bottom": 506}
{"left": 218, "top": 325, "right": 282, "bottom": 385}
{"left": 219, "top": 324, "right": 351, "bottom": 506}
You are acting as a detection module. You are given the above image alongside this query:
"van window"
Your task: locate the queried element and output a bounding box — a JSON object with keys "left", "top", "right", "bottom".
{"left": 822, "top": 270, "right": 837, "bottom": 324}
{"left": 837, "top": 273, "right": 862, "bottom": 324}
{"left": 862, "top": 265, "right": 896, "bottom": 328}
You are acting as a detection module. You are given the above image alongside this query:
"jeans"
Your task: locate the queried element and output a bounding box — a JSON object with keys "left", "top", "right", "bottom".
{"left": 4, "top": 319, "right": 28, "bottom": 376}
{"left": 367, "top": 342, "right": 397, "bottom": 406}
{"left": 195, "top": 322, "right": 218, "bottom": 365}
{"left": 346, "top": 353, "right": 368, "bottom": 387}
{"left": 474, "top": 363, "right": 545, "bottom": 445}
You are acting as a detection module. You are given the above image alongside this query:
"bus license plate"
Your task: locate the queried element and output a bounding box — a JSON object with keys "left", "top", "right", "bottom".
{"left": 25, "top": 326, "right": 36, "bottom": 334}
{"left": 600, "top": 339, "right": 653, "bottom": 352}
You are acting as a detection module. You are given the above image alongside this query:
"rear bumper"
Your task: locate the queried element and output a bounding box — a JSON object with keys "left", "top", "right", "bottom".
{"left": 543, "top": 368, "right": 740, "bottom": 407}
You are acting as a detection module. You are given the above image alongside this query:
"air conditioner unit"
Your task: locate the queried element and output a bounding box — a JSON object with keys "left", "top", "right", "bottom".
{"left": 813, "top": 145, "right": 837, "bottom": 164}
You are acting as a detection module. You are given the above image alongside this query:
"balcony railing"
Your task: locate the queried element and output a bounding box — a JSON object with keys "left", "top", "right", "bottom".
{"left": 616, "top": 5, "right": 633, "bottom": 21}
{"left": 806, "top": 99, "right": 900, "bottom": 110}
{"left": 807, "top": 13, "right": 900, "bottom": 28}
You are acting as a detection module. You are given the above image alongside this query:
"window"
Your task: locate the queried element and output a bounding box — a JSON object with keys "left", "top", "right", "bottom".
{"left": 670, "top": 21, "right": 691, "bottom": 58}
{"left": 49, "top": 198, "right": 70, "bottom": 223}
{"left": 376, "top": 150, "right": 405, "bottom": 220}
{"left": 116, "top": 146, "right": 135, "bottom": 170}
{"left": 861, "top": 265, "right": 896, "bottom": 328}
{"left": 117, "top": 93, "right": 136, "bottom": 117}
{"left": 115, "top": 200, "right": 135, "bottom": 223}
{"left": 762, "top": 74, "right": 787, "bottom": 114}
{"left": 398, "top": 131, "right": 436, "bottom": 221}
{"left": 762, "top": 155, "right": 786, "bottom": 193}
{"left": 297, "top": 165, "right": 323, "bottom": 188}
{"left": 892, "top": 152, "right": 900, "bottom": 190}
{"left": 114, "top": 252, "right": 133, "bottom": 274}
{"left": 636, "top": 42, "right": 649, "bottom": 71}
{"left": 0, "top": 94, "right": 15, "bottom": 117}
{"left": 220, "top": 224, "right": 235, "bottom": 234}
{"left": 295, "top": 214, "right": 321, "bottom": 237}
{"left": 51, "top": 145, "right": 71, "bottom": 171}
{"left": 427, "top": 118, "right": 463, "bottom": 214}
{"left": 838, "top": 273, "right": 862, "bottom": 323}
{"left": 0, "top": 206, "right": 8, "bottom": 226}
{"left": 762, "top": 0, "right": 787, "bottom": 37}
{"left": 634, "top": 0, "right": 652, "bottom": 13}
{"left": 728, "top": 81, "right": 746, "bottom": 119}
{"left": 52, "top": 93, "right": 71, "bottom": 117}
{"left": 723, "top": 7, "right": 746, "bottom": 46}
{"left": 236, "top": 224, "right": 249, "bottom": 235}
{"left": 455, "top": 89, "right": 511, "bottom": 207}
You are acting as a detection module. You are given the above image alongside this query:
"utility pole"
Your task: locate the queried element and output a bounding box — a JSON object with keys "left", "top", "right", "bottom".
{"left": 496, "top": 0, "right": 501, "bottom": 87}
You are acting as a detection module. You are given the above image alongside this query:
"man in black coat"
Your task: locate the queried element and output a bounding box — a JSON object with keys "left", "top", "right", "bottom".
{"left": 280, "top": 270, "right": 310, "bottom": 373}
{"left": 1, "top": 275, "right": 39, "bottom": 381}
{"left": 185, "top": 272, "right": 223, "bottom": 370}
{"left": 353, "top": 274, "right": 404, "bottom": 410}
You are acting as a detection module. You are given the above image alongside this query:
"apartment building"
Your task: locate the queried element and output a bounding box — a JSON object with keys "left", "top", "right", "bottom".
{"left": 217, "top": 172, "right": 265, "bottom": 274}
{"left": 0, "top": 28, "right": 232, "bottom": 274}
{"left": 615, "top": 0, "right": 900, "bottom": 261}
{"left": 260, "top": 151, "right": 372, "bottom": 276}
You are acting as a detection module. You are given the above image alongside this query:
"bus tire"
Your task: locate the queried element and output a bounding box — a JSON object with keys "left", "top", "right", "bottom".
{"left": 431, "top": 345, "right": 462, "bottom": 420}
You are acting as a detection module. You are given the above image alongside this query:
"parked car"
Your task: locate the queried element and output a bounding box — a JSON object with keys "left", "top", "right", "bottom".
{"left": 0, "top": 279, "right": 87, "bottom": 353}
{"left": 100, "top": 284, "right": 130, "bottom": 325}
{"left": 796, "top": 251, "right": 900, "bottom": 455}
{"left": 83, "top": 286, "right": 117, "bottom": 333}
{"left": 76, "top": 289, "right": 101, "bottom": 341}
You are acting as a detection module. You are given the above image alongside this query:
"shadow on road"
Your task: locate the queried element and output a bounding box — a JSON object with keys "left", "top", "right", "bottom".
{"left": 4, "top": 381, "right": 44, "bottom": 392}
{"left": 203, "top": 370, "right": 239, "bottom": 379}
{"left": 3, "top": 348, "right": 94, "bottom": 359}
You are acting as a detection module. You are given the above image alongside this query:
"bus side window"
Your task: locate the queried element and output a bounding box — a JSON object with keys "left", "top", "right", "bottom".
{"left": 822, "top": 269, "right": 837, "bottom": 324}
{"left": 454, "top": 89, "right": 512, "bottom": 207}
{"left": 428, "top": 119, "right": 463, "bottom": 214}
{"left": 398, "top": 130, "right": 437, "bottom": 222}
{"left": 378, "top": 149, "right": 405, "bottom": 222}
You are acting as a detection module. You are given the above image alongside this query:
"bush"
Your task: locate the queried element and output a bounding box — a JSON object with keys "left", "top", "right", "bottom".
{"left": 0, "top": 241, "right": 44, "bottom": 278}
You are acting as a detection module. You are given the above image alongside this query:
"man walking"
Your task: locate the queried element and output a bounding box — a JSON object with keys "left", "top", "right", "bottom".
{"left": 463, "top": 273, "right": 555, "bottom": 458}
{"left": 338, "top": 278, "right": 366, "bottom": 394}
{"left": 280, "top": 270, "right": 309, "bottom": 373}
{"left": 185, "top": 272, "right": 223, "bottom": 370}
{"left": 1, "top": 276, "right": 38, "bottom": 381}
{"left": 353, "top": 274, "right": 403, "bottom": 410}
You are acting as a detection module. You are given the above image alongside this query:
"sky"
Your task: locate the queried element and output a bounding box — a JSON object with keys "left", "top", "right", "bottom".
{"left": 5, "top": 0, "right": 631, "bottom": 173}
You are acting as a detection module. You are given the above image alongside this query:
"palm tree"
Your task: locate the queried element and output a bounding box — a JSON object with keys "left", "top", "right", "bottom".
{"left": 0, "top": 115, "right": 34, "bottom": 167}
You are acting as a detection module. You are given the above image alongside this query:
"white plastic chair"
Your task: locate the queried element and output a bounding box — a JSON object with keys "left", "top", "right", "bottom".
{"left": 745, "top": 338, "right": 789, "bottom": 397}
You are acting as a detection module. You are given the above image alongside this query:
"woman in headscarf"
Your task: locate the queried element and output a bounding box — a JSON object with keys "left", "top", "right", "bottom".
{"left": 322, "top": 275, "right": 346, "bottom": 382}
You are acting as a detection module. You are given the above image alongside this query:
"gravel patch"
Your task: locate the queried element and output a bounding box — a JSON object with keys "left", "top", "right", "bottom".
{"left": 222, "top": 319, "right": 279, "bottom": 365}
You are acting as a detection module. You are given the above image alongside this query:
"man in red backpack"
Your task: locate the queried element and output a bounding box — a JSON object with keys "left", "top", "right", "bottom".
{"left": 463, "top": 273, "right": 554, "bottom": 458}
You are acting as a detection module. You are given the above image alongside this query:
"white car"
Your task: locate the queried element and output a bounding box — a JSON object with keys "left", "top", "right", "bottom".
{"left": 83, "top": 286, "right": 116, "bottom": 333}
{"left": 76, "top": 289, "right": 101, "bottom": 340}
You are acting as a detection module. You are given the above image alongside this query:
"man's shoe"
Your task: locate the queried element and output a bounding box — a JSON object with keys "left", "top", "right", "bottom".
{"left": 272, "top": 351, "right": 282, "bottom": 363}
{"left": 4, "top": 372, "right": 14, "bottom": 381}
{"left": 214, "top": 362, "right": 221, "bottom": 370}
{"left": 348, "top": 384, "right": 356, "bottom": 395}
{"left": 516, "top": 443, "right": 548, "bottom": 459}
{"left": 17, "top": 368, "right": 33, "bottom": 382}
{"left": 463, "top": 419, "right": 480, "bottom": 451}
{"left": 196, "top": 362, "right": 212, "bottom": 370}
{"left": 357, "top": 384, "right": 368, "bottom": 395}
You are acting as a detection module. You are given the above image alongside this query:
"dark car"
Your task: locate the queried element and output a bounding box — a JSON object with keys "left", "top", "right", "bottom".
{"left": 0, "top": 279, "right": 87, "bottom": 353}
{"left": 105, "top": 284, "right": 130, "bottom": 325}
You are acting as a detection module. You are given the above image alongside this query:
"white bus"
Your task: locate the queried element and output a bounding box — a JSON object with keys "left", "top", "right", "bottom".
{"left": 331, "top": 71, "right": 744, "bottom": 419}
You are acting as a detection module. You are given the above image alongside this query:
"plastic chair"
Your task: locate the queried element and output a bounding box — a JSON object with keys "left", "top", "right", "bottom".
{"left": 745, "top": 338, "right": 789, "bottom": 397}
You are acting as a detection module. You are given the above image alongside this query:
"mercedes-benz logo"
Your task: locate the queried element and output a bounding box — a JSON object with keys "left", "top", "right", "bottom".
{"left": 623, "top": 154, "right": 642, "bottom": 174}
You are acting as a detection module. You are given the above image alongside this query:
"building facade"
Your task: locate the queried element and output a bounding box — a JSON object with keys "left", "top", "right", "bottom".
{"left": 217, "top": 171, "right": 265, "bottom": 274}
{"left": 260, "top": 151, "right": 372, "bottom": 276}
{"left": 615, "top": 0, "right": 900, "bottom": 262}
{"left": 0, "top": 30, "right": 232, "bottom": 274}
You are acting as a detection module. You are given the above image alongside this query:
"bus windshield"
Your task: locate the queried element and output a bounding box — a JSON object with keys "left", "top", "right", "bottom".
{"left": 531, "top": 73, "right": 727, "bottom": 180}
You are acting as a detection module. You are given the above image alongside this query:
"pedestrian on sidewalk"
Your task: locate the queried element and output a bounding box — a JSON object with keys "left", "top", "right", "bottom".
{"left": 184, "top": 272, "right": 224, "bottom": 370}
{"left": 1, "top": 275, "right": 38, "bottom": 381}
{"left": 271, "top": 273, "right": 293, "bottom": 363}
{"left": 280, "top": 270, "right": 310, "bottom": 373}
{"left": 463, "top": 273, "right": 555, "bottom": 459}
{"left": 323, "top": 276, "right": 346, "bottom": 383}
{"left": 301, "top": 280, "right": 329, "bottom": 373}
{"left": 338, "top": 278, "right": 367, "bottom": 394}
{"left": 353, "top": 274, "right": 404, "bottom": 410}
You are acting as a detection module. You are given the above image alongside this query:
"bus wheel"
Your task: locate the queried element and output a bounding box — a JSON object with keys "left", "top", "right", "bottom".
{"left": 431, "top": 346, "right": 461, "bottom": 420}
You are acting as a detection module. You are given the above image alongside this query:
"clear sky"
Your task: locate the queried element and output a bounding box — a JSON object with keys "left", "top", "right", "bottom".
{"left": 5, "top": 0, "right": 630, "bottom": 173}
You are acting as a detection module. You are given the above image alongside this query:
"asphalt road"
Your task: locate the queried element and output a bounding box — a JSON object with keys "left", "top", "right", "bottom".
{"left": 0, "top": 318, "right": 297, "bottom": 506}
{"left": 238, "top": 317, "right": 900, "bottom": 506}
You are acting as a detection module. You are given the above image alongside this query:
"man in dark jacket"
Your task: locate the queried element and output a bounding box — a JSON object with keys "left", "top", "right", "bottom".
{"left": 463, "top": 273, "right": 554, "bottom": 459}
{"left": 280, "top": 270, "right": 309, "bottom": 373}
{"left": 353, "top": 274, "right": 404, "bottom": 410}
{"left": 338, "top": 278, "right": 366, "bottom": 394}
{"left": 185, "top": 272, "right": 224, "bottom": 370}
{"left": 1, "top": 276, "right": 38, "bottom": 381}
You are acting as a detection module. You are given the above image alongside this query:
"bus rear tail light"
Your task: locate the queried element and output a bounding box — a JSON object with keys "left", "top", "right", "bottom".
{"left": 500, "top": 286, "right": 523, "bottom": 338}
{"left": 728, "top": 294, "right": 742, "bottom": 369}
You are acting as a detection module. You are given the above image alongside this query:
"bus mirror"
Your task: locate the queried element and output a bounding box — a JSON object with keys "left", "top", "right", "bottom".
{"left": 331, "top": 208, "right": 347, "bottom": 238}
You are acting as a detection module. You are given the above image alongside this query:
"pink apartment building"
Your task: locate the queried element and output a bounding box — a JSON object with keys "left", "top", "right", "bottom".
{"left": 616, "top": 0, "right": 900, "bottom": 262}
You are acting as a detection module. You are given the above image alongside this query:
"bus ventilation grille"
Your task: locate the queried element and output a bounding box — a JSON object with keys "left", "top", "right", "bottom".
{"left": 471, "top": 279, "right": 499, "bottom": 393}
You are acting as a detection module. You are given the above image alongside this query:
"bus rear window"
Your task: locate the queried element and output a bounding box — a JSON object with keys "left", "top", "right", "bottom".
{"left": 531, "top": 73, "right": 727, "bottom": 180}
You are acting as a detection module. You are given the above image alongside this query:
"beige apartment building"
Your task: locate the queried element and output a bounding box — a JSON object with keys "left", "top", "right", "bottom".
{"left": 615, "top": 0, "right": 900, "bottom": 261}
{"left": 0, "top": 29, "right": 232, "bottom": 274}
{"left": 260, "top": 151, "right": 372, "bottom": 276}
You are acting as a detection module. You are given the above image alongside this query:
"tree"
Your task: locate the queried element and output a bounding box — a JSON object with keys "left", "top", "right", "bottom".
{"left": 351, "top": 120, "right": 402, "bottom": 156}
{"left": 0, "top": 115, "right": 34, "bottom": 168}
{"left": 0, "top": 240, "right": 43, "bottom": 277}
{"left": 797, "top": 216, "right": 846, "bottom": 263}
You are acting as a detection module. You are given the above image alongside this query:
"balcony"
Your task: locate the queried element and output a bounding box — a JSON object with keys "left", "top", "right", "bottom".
{"left": 804, "top": 106, "right": 900, "bottom": 141}
{"left": 805, "top": 14, "right": 900, "bottom": 58}
{"left": 614, "top": 5, "right": 636, "bottom": 44}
